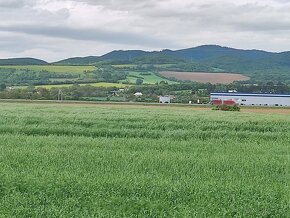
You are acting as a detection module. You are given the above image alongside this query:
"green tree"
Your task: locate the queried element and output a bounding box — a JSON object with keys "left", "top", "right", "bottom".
{"left": 0, "top": 83, "right": 6, "bottom": 91}
{"left": 136, "top": 79, "right": 143, "bottom": 85}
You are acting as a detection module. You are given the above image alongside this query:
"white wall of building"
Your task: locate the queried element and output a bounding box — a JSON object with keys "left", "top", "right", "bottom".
{"left": 159, "top": 96, "right": 171, "bottom": 103}
{"left": 211, "top": 93, "right": 290, "bottom": 106}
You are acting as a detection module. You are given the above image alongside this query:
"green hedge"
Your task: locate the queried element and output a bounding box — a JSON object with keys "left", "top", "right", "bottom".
{"left": 213, "top": 104, "right": 241, "bottom": 111}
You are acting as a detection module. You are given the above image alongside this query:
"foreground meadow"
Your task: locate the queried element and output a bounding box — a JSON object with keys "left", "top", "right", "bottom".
{"left": 0, "top": 102, "right": 289, "bottom": 217}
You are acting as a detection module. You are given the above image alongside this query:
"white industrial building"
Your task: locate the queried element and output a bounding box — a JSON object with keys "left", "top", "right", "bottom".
{"left": 159, "top": 96, "right": 171, "bottom": 104}
{"left": 210, "top": 93, "right": 290, "bottom": 106}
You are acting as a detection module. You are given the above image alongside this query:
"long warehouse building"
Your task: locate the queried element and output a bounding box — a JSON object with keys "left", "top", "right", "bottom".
{"left": 210, "top": 93, "right": 290, "bottom": 106}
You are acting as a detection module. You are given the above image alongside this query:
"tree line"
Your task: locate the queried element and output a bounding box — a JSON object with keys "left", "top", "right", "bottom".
{"left": 0, "top": 82, "right": 289, "bottom": 103}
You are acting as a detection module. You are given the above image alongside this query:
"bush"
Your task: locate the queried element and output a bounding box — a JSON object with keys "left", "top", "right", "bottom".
{"left": 136, "top": 78, "right": 144, "bottom": 85}
{"left": 140, "top": 72, "right": 151, "bottom": 76}
{"left": 0, "top": 83, "right": 6, "bottom": 91}
{"left": 213, "top": 104, "right": 240, "bottom": 111}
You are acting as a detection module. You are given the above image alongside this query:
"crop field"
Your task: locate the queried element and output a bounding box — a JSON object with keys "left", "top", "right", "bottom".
{"left": 160, "top": 71, "right": 250, "bottom": 84}
{"left": 0, "top": 102, "right": 289, "bottom": 217}
{"left": 0, "top": 65, "right": 95, "bottom": 74}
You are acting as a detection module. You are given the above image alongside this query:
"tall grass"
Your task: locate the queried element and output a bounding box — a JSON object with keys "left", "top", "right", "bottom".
{"left": 0, "top": 102, "right": 289, "bottom": 217}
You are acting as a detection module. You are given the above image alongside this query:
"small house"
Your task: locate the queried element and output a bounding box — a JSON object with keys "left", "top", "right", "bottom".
{"left": 134, "top": 92, "right": 143, "bottom": 97}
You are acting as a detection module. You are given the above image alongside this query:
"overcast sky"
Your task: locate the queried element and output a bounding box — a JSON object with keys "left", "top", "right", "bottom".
{"left": 1, "top": 0, "right": 290, "bottom": 62}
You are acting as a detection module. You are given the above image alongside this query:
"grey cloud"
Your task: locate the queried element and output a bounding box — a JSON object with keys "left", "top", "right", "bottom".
{"left": 0, "top": 24, "right": 179, "bottom": 48}
{"left": 75, "top": 0, "right": 290, "bottom": 33}
{"left": 67, "top": 0, "right": 169, "bottom": 14}
{"left": 1, "top": 0, "right": 290, "bottom": 61}
{"left": 229, "top": 19, "right": 290, "bottom": 32}
{"left": 0, "top": 0, "right": 35, "bottom": 8}
{"left": 0, "top": 0, "right": 24, "bottom": 8}
{"left": 144, "top": 2, "right": 290, "bottom": 32}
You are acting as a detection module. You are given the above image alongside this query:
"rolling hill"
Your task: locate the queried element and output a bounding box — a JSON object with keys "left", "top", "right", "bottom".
{"left": 53, "top": 45, "right": 283, "bottom": 64}
{"left": 3, "top": 45, "right": 290, "bottom": 68}
{"left": 0, "top": 58, "right": 47, "bottom": 65}
{"left": 2, "top": 45, "right": 290, "bottom": 82}
{"left": 52, "top": 45, "right": 290, "bottom": 73}
{"left": 54, "top": 56, "right": 99, "bottom": 65}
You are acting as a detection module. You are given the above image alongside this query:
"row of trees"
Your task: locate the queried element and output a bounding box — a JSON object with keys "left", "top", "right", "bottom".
{"left": 0, "top": 81, "right": 289, "bottom": 103}
{"left": 0, "top": 66, "right": 129, "bottom": 87}
{"left": 0, "top": 85, "right": 114, "bottom": 101}
{"left": 0, "top": 68, "right": 79, "bottom": 86}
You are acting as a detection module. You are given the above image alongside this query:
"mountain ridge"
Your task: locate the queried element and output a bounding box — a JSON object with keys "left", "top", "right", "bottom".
{"left": 54, "top": 45, "right": 288, "bottom": 65}
{"left": 1, "top": 45, "right": 288, "bottom": 65}
{"left": 1, "top": 45, "right": 290, "bottom": 82}
{"left": 0, "top": 58, "right": 48, "bottom": 66}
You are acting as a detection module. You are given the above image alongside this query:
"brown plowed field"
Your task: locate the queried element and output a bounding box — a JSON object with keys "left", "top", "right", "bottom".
{"left": 160, "top": 71, "right": 250, "bottom": 84}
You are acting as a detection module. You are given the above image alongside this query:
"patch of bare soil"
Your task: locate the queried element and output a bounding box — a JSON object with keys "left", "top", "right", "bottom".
{"left": 160, "top": 71, "right": 250, "bottom": 84}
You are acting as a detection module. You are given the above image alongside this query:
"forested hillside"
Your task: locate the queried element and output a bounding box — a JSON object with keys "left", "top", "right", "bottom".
{"left": 0, "top": 58, "right": 47, "bottom": 65}
{"left": 1, "top": 45, "right": 290, "bottom": 83}
{"left": 51, "top": 45, "right": 290, "bottom": 83}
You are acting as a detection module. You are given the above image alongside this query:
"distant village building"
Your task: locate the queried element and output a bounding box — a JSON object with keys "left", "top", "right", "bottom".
{"left": 134, "top": 92, "right": 143, "bottom": 97}
{"left": 159, "top": 96, "right": 171, "bottom": 104}
{"left": 111, "top": 88, "right": 126, "bottom": 96}
{"left": 210, "top": 93, "right": 290, "bottom": 106}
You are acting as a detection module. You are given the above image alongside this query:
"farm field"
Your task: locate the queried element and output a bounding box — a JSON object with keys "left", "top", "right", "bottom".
{"left": 112, "top": 64, "right": 137, "bottom": 68}
{"left": 17, "top": 82, "right": 132, "bottom": 89}
{"left": 124, "top": 71, "right": 178, "bottom": 84}
{"left": 112, "top": 64, "right": 175, "bottom": 69}
{"left": 0, "top": 102, "right": 290, "bottom": 217}
{"left": 0, "top": 65, "right": 176, "bottom": 87}
{"left": 160, "top": 71, "right": 250, "bottom": 84}
{"left": 0, "top": 65, "right": 95, "bottom": 73}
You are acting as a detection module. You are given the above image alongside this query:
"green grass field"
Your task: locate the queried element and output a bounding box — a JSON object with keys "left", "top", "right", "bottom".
{"left": 0, "top": 65, "right": 176, "bottom": 87}
{"left": 17, "top": 82, "right": 132, "bottom": 89}
{"left": 112, "top": 64, "right": 137, "bottom": 68}
{"left": 112, "top": 64, "right": 175, "bottom": 69}
{"left": 0, "top": 102, "right": 289, "bottom": 217}
{"left": 125, "top": 71, "right": 178, "bottom": 84}
{"left": 0, "top": 65, "right": 95, "bottom": 73}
